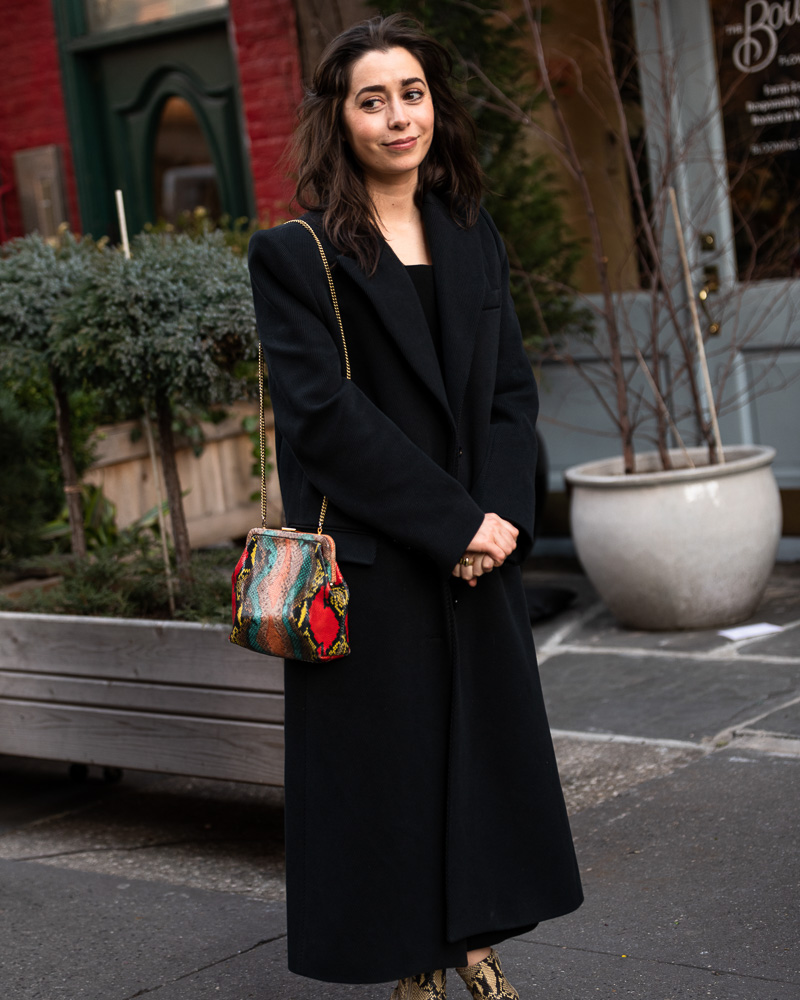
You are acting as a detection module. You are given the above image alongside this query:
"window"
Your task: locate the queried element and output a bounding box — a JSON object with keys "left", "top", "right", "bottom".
{"left": 153, "top": 97, "right": 221, "bottom": 223}
{"left": 711, "top": 0, "right": 800, "bottom": 280}
{"left": 85, "top": 0, "right": 227, "bottom": 34}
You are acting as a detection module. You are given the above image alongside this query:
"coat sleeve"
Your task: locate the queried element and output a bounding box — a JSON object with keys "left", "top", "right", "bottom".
{"left": 471, "top": 209, "right": 540, "bottom": 562}
{"left": 248, "top": 225, "right": 486, "bottom": 575}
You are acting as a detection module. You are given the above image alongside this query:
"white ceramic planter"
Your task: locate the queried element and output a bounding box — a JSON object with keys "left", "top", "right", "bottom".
{"left": 564, "top": 446, "right": 782, "bottom": 630}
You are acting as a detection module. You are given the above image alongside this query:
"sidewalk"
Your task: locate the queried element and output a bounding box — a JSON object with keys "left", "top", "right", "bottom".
{"left": 1, "top": 561, "right": 798, "bottom": 999}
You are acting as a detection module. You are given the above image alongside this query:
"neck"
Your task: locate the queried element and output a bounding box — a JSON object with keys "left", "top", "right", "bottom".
{"left": 366, "top": 172, "right": 420, "bottom": 230}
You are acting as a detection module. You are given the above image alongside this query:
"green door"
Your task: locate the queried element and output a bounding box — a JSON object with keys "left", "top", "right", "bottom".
{"left": 54, "top": 5, "right": 253, "bottom": 239}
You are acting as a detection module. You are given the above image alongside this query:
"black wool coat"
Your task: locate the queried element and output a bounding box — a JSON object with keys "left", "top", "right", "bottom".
{"left": 248, "top": 192, "right": 583, "bottom": 985}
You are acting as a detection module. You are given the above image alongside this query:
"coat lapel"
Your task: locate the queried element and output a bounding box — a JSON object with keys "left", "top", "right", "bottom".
{"left": 334, "top": 193, "right": 486, "bottom": 427}
{"left": 422, "top": 193, "right": 485, "bottom": 421}
{"left": 337, "top": 245, "right": 453, "bottom": 421}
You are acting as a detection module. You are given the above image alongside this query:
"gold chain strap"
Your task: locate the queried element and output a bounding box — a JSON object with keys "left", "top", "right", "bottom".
{"left": 258, "top": 219, "right": 351, "bottom": 534}
{"left": 287, "top": 220, "right": 352, "bottom": 380}
{"left": 258, "top": 341, "right": 268, "bottom": 528}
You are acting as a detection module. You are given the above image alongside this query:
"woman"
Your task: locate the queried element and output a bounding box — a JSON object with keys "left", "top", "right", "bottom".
{"left": 248, "top": 14, "right": 583, "bottom": 998}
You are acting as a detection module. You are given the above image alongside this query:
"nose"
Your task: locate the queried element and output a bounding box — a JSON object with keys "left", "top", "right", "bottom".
{"left": 387, "top": 97, "right": 409, "bottom": 130}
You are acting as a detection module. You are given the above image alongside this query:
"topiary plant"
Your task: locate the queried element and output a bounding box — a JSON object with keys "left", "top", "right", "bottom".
{"left": 55, "top": 229, "right": 258, "bottom": 583}
{"left": 0, "top": 229, "right": 106, "bottom": 558}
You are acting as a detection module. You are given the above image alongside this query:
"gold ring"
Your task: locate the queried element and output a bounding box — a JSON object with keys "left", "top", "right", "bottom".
{"left": 459, "top": 556, "right": 473, "bottom": 567}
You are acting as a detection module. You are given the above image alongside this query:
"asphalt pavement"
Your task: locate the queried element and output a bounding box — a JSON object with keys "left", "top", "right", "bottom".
{"left": 1, "top": 559, "right": 798, "bottom": 1000}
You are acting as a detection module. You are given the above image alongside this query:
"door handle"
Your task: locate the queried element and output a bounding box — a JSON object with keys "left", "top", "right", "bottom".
{"left": 697, "top": 265, "right": 720, "bottom": 336}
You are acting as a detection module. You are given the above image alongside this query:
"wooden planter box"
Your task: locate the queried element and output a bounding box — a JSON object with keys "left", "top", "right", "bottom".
{"left": 84, "top": 403, "right": 284, "bottom": 547}
{"left": 0, "top": 612, "right": 285, "bottom": 785}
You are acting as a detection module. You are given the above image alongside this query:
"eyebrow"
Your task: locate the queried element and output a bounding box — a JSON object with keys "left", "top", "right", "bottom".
{"left": 353, "top": 77, "right": 426, "bottom": 101}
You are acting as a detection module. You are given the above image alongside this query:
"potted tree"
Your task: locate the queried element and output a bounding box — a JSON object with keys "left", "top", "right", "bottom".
{"left": 481, "top": 0, "right": 791, "bottom": 629}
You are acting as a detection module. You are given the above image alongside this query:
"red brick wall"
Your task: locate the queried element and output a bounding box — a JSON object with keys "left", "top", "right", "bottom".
{"left": 1, "top": 0, "right": 303, "bottom": 240}
{"left": 230, "top": 0, "right": 304, "bottom": 222}
{"left": 0, "top": 0, "right": 80, "bottom": 241}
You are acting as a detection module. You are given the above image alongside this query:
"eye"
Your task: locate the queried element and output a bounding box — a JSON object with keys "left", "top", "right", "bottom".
{"left": 405, "top": 88, "right": 425, "bottom": 102}
{"left": 360, "top": 96, "right": 384, "bottom": 111}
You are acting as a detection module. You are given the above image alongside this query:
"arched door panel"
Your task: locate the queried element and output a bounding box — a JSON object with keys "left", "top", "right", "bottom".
{"left": 54, "top": 9, "right": 253, "bottom": 240}
{"left": 116, "top": 66, "right": 244, "bottom": 230}
{"left": 99, "top": 23, "right": 251, "bottom": 233}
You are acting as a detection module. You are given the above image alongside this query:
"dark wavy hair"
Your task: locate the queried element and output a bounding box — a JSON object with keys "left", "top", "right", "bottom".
{"left": 291, "top": 14, "right": 483, "bottom": 273}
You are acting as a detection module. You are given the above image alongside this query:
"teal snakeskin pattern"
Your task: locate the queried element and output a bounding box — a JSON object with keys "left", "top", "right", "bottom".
{"left": 230, "top": 528, "right": 350, "bottom": 661}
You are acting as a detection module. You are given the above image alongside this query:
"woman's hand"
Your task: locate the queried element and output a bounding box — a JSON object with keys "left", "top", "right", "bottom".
{"left": 452, "top": 514, "right": 519, "bottom": 587}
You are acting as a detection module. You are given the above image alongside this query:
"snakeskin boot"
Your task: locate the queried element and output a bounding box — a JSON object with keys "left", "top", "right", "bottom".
{"left": 390, "top": 968, "right": 447, "bottom": 1000}
{"left": 455, "top": 948, "right": 519, "bottom": 1000}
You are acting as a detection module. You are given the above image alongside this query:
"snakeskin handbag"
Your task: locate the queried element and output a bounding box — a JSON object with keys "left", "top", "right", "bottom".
{"left": 230, "top": 220, "right": 351, "bottom": 662}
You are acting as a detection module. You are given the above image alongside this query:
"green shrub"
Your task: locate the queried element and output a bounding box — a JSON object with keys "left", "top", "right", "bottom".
{"left": 0, "top": 230, "right": 108, "bottom": 557}
{"left": 1, "top": 227, "right": 259, "bottom": 589}
{"left": 0, "top": 541, "right": 238, "bottom": 624}
{"left": 0, "top": 367, "right": 107, "bottom": 550}
{"left": 55, "top": 230, "right": 256, "bottom": 414}
{"left": 143, "top": 206, "right": 280, "bottom": 258}
{"left": 54, "top": 229, "right": 259, "bottom": 580}
{"left": 0, "top": 389, "right": 51, "bottom": 556}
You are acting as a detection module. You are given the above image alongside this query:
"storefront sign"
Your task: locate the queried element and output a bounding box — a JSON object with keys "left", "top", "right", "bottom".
{"left": 729, "top": 0, "right": 800, "bottom": 73}
{"left": 712, "top": 0, "right": 800, "bottom": 277}
{"left": 716, "top": 1, "right": 800, "bottom": 153}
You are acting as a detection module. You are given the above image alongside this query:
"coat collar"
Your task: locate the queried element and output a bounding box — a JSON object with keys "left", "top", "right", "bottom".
{"left": 334, "top": 192, "right": 486, "bottom": 426}
{"left": 422, "top": 192, "right": 485, "bottom": 422}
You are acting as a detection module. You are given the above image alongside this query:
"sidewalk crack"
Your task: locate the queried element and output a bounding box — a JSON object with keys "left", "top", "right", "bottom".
{"left": 122, "top": 933, "right": 287, "bottom": 999}
{"left": 516, "top": 937, "right": 800, "bottom": 986}
{"left": 6, "top": 836, "right": 265, "bottom": 863}
{"left": 712, "top": 691, "right": 800, "bottom": 747}
{"left": 536, "top": 601, "right": 605, "bottom": 661}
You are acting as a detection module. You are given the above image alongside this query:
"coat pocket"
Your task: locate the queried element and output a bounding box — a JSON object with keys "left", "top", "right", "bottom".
{"left": 323, "top": 527, "right": 378, "bottom": 566}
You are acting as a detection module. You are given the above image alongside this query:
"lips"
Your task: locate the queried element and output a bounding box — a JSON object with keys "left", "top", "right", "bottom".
{"left": 384, "top": 136, "right": 418, "bottom": 150}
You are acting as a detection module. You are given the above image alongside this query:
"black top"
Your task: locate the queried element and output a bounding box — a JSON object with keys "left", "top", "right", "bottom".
{"left": 405, "top": 264, "right": 443, "bottom": 370}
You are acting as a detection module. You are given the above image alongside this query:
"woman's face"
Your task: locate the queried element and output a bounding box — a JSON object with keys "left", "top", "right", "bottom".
{"left": 341, "top": 46, "right": 434, "bottom": 187}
